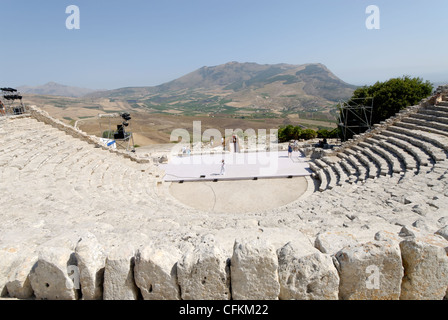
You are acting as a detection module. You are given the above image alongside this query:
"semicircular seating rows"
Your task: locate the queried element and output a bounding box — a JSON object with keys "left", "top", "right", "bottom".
{"left": 0, "top": 115, "right": 183, "bottom": 216}
{"left": 309, "top": 89, "right": 448, "bottom": 193}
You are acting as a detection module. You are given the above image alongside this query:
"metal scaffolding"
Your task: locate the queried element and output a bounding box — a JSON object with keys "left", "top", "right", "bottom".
{"left": 0, "top": 87, "right": 26, "bottom": 116}
{"left": 337, "top": 97, "right": 374, "bottom": 142}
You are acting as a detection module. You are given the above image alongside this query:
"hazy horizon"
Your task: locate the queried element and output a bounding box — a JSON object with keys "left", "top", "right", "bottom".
{"left": 2, "top": 0, "right": 447, "bottom": 90}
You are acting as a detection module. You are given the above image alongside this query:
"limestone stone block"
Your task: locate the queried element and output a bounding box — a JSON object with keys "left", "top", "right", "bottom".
{"left": 374, "top": 231, "right": 401, "bottom": 243}
{"left": 103, "top": 246, "right": 139, "bottom": 300}
{"left": 0, "top": 247, "right": 22, "bottom": 297}
{"left": 177, "top": 235, "right": 230, "bottom": 300}
{"left": 399, "top": 232, "right": 448, "bottom": 300}
{"left": 6, "top": 253, "right": 37, "bottom": 299}
{"left": 334, "top": 241, "right": 403, "bottom": 300}
{"left": 314, "top": 231, "right": 359, "bottom": 255}
{"left": 278, "top": 241, "right": 339, "bottom": 300}
{"left": 231, "top": 239, "right": 280, "bottom": 300}
{"left": 29, "top": 247, "right": 79, "bottom": 300}
{"left": 435, "top": 225, "right": 448, "bottom": 241}
{"left": 134, "top": 245, "right": 180, "bottom": 300}
{"left": 74, "top": 233, "right": 107, "bottom": 300}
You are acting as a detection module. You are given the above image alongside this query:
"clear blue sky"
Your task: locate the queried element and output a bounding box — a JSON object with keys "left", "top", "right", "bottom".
{"left": 1, "top": 0, "right": 447, "bottom": 90}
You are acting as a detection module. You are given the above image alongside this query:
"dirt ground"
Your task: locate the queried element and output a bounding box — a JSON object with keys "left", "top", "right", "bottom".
{"left": 77, "top": 112, "right": 305, "bottom": 146}
{"left": 22, "top": 95, "right": 335, "bottom": 147}
{"left": 169, "top": 176, "right": 309, "bottom": 213}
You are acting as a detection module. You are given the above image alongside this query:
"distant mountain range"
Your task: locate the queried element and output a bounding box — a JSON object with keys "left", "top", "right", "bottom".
{"left": 19, "top": 62, "right": 359, "bottom": 117}
{"left": 18, "top": 82, "right": 98, "bottom": 98}
{"left": 86, "top": 62, "right": 358, "bottom": 114}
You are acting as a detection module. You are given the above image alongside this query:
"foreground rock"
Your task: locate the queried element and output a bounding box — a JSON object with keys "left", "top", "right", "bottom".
{"left": 231, "top": 239, "right": 280, "bottom": 300}
{"left": 334, "top": 241, "right": 403, "bottom": 300}
{"left": 74, "top": 233, "right": 107, "bottom": 300}
{"left": 103, "top": 246, "right": 139, "bottom": 300}
{"left": 6, "top": 253, "right": 37, "bottom": 299}
{"left": 177, "top": 235, "right": 230, "bottom": 300}
{"left": 314, "top": 231, "right": 359, "bottom": 255}
{"left": 277, "top": 241, "right": 339, "bottom": 300}
{"left": 134, "top": 245, "right": 181, "bottom": 300}
{"left": 29, "top": 247, "right": 79, "bottom": 300}
{"left": 399, "top": 227, "right": 448, "bottom": 300}
{"left": 0, "top": 247, "right": 27, "bottom": 298}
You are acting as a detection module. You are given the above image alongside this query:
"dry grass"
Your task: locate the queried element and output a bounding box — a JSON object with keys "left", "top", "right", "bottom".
{"left": 23, "top": 94, "right": 337, "bottom": 146}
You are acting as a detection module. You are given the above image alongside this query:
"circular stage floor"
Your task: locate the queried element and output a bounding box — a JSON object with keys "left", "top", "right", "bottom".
{"left": 169, "top": 176, "right": 309, "bottom": 213}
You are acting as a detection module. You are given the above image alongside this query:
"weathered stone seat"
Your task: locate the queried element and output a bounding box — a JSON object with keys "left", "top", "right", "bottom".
{"left": 411, "top": 112, "right": 448, "bottom": 126}
{"left": 317, "top": 169, "right": 329, "bottom": 192}
{"left": 363, "top": 138, "right": 404, "bottom": 174}
{"left": 381, "top": 130, "right": 434, "bottom": 166}
{"left": 373, "top": 138, "right": 416, "bottom": 172}
{"left": 355, "top": 144, "right": 390, "bottom": 176}
{"left": 402, "top": 117, "right": 448, "bottom": 135}
{"left": 386, "top": 126, "right": 447, "bottom": 161}
{"left": 332, "top": 162, "right": 350, "bottom": 186}
{"left": 339, "top": 157, "right": 359, "bottom": 183}
{"left": 378, "top": 134, "right": 429, "bottom": 169}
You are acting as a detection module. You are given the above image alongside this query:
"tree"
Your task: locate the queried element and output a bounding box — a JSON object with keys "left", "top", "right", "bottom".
{"left": 340, "top": 76, "right": 433, "bottom": 140}
{"left": 278, "top": 125, "right": 304, "bottom": 142}
{"left": 292, "top": 126, "right": 303, "bottom": 140}
{"left": 278, "top": 125, "right": 294, "bottom": 142}
{"left": 317, "top": 129, "right": 330, "bottom": 139}
{"left": 300, "top": 129, "right": 318, "bottom": 140}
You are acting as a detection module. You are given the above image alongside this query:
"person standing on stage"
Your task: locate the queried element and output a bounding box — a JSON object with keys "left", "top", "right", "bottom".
{"left": 220, "top": 159, "right": 226, "bottom": 175}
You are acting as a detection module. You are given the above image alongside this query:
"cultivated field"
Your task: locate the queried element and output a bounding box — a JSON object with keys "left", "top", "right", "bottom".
{"left": 22, "top": 94, "right": 337, "bottom": 146}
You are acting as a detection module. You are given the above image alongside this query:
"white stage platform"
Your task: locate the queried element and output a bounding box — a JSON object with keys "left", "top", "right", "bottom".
{"left": 161, "top": 151, "right": 312, "bottom": 182}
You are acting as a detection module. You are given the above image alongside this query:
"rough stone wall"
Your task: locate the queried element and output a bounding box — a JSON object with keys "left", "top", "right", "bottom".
{"left": 27, "top": 105, "right": 149, "bottom": 164}
{"left": 2, "top": 230, "right": 448, "bottom": 300}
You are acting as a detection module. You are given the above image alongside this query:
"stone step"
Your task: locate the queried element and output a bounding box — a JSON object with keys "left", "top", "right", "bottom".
{"left": 102, "top": 163, "right": 131, "bottom": 194}
{"left": 352, "top": 145, "right": 385, "bottom": 177}
{"left": 395, "top": 121, "right": 448, "bottom": 142}
{"left": 337, "top": 154, "right": 356, "bottom": 176}
{"left": 338, "top": 157, "right": 359, "bottom": 184}
{"left": 70, "top": 154, "right": 107, "bottom": 185}
{"left": 370, "top": 137, "right": 417, "bottom": 171}
{"left": 418, "top": 108, "right": 448, "bottom": 120}
{"left": 94, "top": 159, "right": 138, "bottom": 196}
{"left": 332, "top": 162, "right": 350, "bottom": 185}
{"left": 411, "top": 112, "right": 448, "bottom": 126}
{"left": 381, "top": 140, "right": 417, "bottom": 171}
{"left": 357, "top": 152, "right": 378, "bottom": 179}
{"left": 308, "top": 162, "right": 320, "bottom": 174}
{"left": 382, "top": 129, "right": 439, "bottom": 164}
{"left": 348, "top": 154, "right": 368, "bottom": 181}
{"left": 314, "top": 159, "right": 328, "bottom": 169}
{"left": 317, "top": 169, "right": 328, "bottom": 192}
{"left": 377, "top": 132, "right": 431, "bottom": 168}
{"left": 393, "top": 123, "right": 448, "bottom": 153}
{"left": 363, "top": 139, "right": 403, "bottom": 174}
{"left": 325, "top": 167, "right": 337, "bottom": 190}
{"left": 402, "top": 116, "right": 448, "bottom": 134}
{"left": 15, "top": 142, "right": 73, "bottom": 173}
{"left": 320, "top": 158, "right": 339, "bottom": 189}
{"left": 342, "top": 149, "right": 373, "bottom": 180}
{"left": 51, "top": 148, "right": 92, "bottom": 178}
{"left": 88, "top": 160, "right": 110, "bottom": 189}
